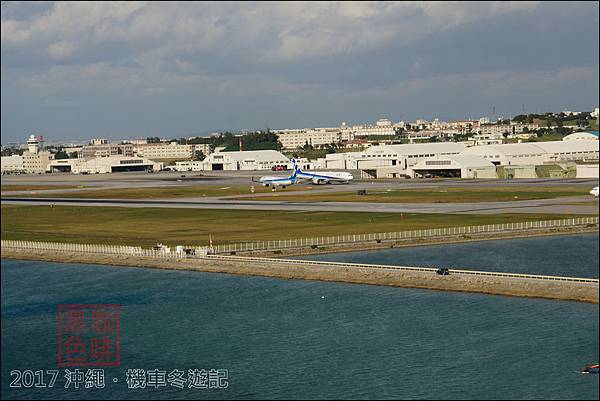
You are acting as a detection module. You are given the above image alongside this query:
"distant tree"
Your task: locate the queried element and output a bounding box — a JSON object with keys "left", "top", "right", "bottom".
{"left": 192, "top": 150, "right": 206, "bottom": 161}
{"left": 146, "top": 137, "right": 161, "bottom": 143}
{"left": 453, "top": 133, "right": 469, "bottom": 142}
{"left": 187, "top": 136, "right": 211, "bottom": 144}
{"left": 69, "top": 152, "right": 79, "bottom": 159}
{"left": 54, "top": 148, "right": 69, "bottom": 159}
{"left": 323, "top": 142, "right": 338, "bottom": 154}
{"left": 302, "top": 141, "right": 313, "bottom": 151}
{"left": 555, "top": 127, "right": 572, "bottom": 136}
{"left": 512, "top": 114, "right": 528, "bottom": 123}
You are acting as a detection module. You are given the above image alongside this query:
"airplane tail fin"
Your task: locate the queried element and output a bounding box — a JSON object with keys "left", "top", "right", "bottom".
{"left": 290, "top": 159, "right": 300, "bottom": 180}
{"left": 291, "top": 158, "right": 302, "bottom": 175}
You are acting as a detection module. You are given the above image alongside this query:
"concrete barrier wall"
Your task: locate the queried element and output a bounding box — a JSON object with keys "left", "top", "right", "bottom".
{"left": 2, "top": 247, "right": 597, "bottom": 303}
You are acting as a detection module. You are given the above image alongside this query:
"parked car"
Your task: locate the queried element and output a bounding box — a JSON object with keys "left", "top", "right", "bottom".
{"left": 271, "top": 165, "right": 288, "bottom": 171}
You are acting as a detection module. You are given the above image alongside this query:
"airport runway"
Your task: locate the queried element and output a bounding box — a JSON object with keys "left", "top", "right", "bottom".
{"left": 2, "top": 195, "right": 597, "bottom": 215}
{"left": 3, "top": 172, "right": 598, "bottom": 215}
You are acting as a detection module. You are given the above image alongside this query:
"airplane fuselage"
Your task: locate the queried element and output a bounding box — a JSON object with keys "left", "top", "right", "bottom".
{"left": 259, "top": 176, "right": 294, "bottom": 187}
{"left": 296, "top": 171, "right": 354, "bottom": 184}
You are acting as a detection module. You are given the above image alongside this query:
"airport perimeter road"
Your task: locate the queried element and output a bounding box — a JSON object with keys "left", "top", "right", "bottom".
{"left": 2, "top": 195, "right": 597, "bottom": 215}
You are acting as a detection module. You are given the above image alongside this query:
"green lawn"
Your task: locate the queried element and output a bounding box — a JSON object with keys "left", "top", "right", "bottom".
{"left": 233, "top": 186, "right": 590, "bottom": 203}
{"left": 4, "top": 184, "right": 330, "bottom": 199}
{"left": 0, "top": 204, "right": 591, "bottom": 247}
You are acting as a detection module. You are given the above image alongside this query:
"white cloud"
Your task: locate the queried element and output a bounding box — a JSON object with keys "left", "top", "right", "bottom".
{"left": 2, "top": 1, "right": 542, "bottom": 66}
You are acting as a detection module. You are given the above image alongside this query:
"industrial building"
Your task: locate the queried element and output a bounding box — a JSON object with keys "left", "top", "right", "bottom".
{"left": 48, "top": 155, "right": 162, "bottom": 174}
{"left": 0, "top": 155, "right": 24, "bottom": 173}
{"left": 411, "top": 155, "right": 497, "bottom": 179}
{"left": 173, "top": 160, "right": 204, "bottom": 172}
{"left": 325, "top": 143, "right": 467, "bottom": 170}
{"left": 562, "top": 131, "right": 598, "bottom": 141}
{"left": 355, "top": 140, "right": 598, "bottom": 179}
{"left": 201, "top": 150, "right": 289, "bottom": 171}
{"left": 461, "top": 141, "right": 599, "bottom": 166}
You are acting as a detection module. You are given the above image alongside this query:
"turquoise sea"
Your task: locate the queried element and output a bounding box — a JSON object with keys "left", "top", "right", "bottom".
{"left": 1, "top": 234, "right": 599, "bottom": 399}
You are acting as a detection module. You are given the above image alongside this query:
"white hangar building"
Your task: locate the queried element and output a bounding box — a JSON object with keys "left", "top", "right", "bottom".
{"left": 562, "top": 131, "right": 598, "bottom": 141}
{"left": 202, "top": 150, "right": 289, "bottom": 171}
{"left": 325, "top": 143, "right": 467, "bottom": 170}
{"left": 410, "top": 155, "right": 497, "bottom": 179}
{"left": 48, "top": 156, "right": 163, "bottom": 174}
{"left": 461, "top": 140, "right": 599, "bottom": 166}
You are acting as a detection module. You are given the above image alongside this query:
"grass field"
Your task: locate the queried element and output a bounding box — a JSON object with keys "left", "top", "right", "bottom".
{"left": 4, "top": 184, "right": 330, "bottom": 199}
{"left": 232, "top": 186, "right": 591, "bottom": 203}
{"left": 0, "top": 204, "right": 591, "bottom": 247}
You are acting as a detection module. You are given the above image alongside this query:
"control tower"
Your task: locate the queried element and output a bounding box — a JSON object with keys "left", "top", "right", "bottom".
{"left": 27, "top": 134, "right": 39, "bottom": 154}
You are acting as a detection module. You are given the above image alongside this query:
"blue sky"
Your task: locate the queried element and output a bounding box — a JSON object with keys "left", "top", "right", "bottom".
{"left": 1, "top": 1, "right": 598, "bottom": 143}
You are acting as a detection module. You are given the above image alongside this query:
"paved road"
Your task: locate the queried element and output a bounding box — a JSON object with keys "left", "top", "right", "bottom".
{"left": 3, "top": 195, "right": 597, "bottom": 215}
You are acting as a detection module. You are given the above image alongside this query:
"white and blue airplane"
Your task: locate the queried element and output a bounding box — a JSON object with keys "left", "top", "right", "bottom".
{"left": 258, "top": 160, "right": 353, "bottom": 189}
{"left": 293, "top": 160, "right": 354, "bottom": 185}
{"left": 258, "top": 166, "right": 299, "bottom": 189}
{"left": 591, "top": 186, "right": 599, "bottom": 197}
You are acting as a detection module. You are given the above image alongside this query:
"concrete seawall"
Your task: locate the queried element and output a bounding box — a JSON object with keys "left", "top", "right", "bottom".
{"left": 2, "top": 248, "right": 598, "bottom": 304}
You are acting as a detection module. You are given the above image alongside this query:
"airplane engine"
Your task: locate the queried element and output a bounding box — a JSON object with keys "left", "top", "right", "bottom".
{"left": 312, "top": 177, "right": 326, "bottom": 185}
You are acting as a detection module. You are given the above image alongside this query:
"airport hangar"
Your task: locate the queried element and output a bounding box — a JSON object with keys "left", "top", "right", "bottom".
{"left": 200, "top": 150, "right": 290, "bottom": 171}
{"left": 327, "top": 141, "right": 599, "bottom": 179}
{"left": 48, "top": 155, "right": 163, "bottom": 174}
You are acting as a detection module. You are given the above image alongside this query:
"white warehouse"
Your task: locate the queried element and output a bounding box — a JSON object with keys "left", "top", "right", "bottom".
{"left": 325, "top": 143, "right": 467, "bottom": 170}
{"left": 201, "top": 150, "right": 289, "bottom": 171}
{"left": 48, "top": 156, "right": 163, "bottom": 174}
{"left": 461, "top": 141, "right": 599, "bottom": 166}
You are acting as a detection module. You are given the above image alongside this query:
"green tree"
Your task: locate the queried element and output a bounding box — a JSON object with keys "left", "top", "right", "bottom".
{"left": 192, "top": 150, "right": 206, "bottom": 161}
{"left": 54, "top": 147, "right": 69, "bottom": 159}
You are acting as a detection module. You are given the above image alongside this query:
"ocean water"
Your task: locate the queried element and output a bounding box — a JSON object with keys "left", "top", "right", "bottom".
{"left": 296, "top": 233, "right": 600, "bottom": 278}
{"left": 1, "top": 235, "right": 599, "bottom": 400}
